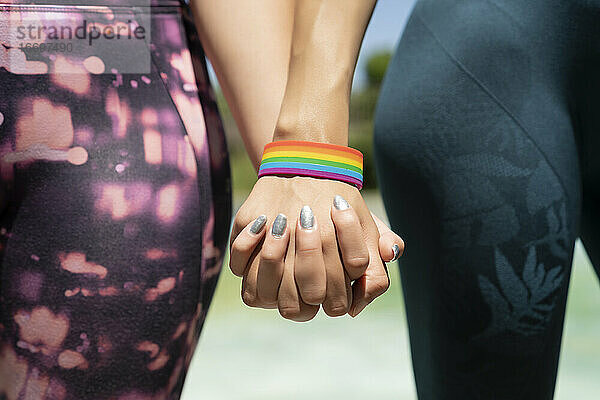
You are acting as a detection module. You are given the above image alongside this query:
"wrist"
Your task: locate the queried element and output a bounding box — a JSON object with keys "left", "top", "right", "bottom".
{"left": 272, "top": 118, "right": 349, "bottom": 145}
{"left": 257, "top": 140, "right": 363, "bottom": 190}
{"left": 272, "top": 89, "right": 350, "bottom": 145}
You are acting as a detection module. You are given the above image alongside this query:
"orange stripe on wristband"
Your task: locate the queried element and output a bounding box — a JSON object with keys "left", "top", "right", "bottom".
{"left": 258, "top": 140, "right": 364, "bottom": 189}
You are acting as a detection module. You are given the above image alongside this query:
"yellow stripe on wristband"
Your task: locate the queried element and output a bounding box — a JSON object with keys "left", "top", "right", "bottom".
{"left": 258, "top": 140, "right": 364, "bottom": 189}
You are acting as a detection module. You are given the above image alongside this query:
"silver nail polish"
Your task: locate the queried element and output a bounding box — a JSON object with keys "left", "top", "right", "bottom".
{"left": 272, "top": 213, "right": 287, "bottom": 237}
{"left": 249, "top": 215, "right": 267, "bottom": 234}
{"left": 300, "top": 205, "right": 314, "bottom": 230}
{"left": 333, "top": 195, "right": 350, "bottom": 210}
{"left": 391, "top": 244, "right": 401, "bottom": 262}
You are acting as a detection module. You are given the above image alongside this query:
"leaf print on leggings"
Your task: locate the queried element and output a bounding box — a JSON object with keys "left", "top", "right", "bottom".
{"left": 526, "top": 203, "right": 570, "bottom": 260}
{"left": 439, "top": 153, "right": 532, "bottom": 249}
{"left": 477, "top": 246, "right": 564, "bottom": 337}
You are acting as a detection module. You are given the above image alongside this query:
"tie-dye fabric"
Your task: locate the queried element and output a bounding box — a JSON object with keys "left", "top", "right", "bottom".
{"left": 0, "top": 1, "right": 231, "bottom": 399}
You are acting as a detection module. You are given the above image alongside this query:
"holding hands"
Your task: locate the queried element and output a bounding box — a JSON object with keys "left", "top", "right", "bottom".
{"left": 196, "top": 0, "right": 397, "bottom": 322}
{"left": 229, "top": 175, "right": 404, "bottom": 321}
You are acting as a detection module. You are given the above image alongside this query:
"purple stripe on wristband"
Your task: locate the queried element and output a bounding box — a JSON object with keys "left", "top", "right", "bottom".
{"left": 258, "top": 167, "right": 363, "bottom": 189}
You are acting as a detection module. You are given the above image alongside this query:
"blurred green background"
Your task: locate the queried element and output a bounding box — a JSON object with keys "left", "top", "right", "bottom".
{"left": 182, "top": 1, "right": 600, "bottom": 398}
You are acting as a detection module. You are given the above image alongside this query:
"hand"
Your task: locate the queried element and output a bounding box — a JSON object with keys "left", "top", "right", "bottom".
{"left": 348, "top": 211, "right": 404, "bottom": 317}
{"left": 229, "top": 176, "right": 404, "bottom": 321}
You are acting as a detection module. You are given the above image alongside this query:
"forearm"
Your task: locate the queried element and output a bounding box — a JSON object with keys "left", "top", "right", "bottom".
{"left": 190, "top": 0, "right": 376, "bottom": 168}
{"left": 274, "top": 0, "right": 377, "bottom": 145}
{"left": 189, "top": 0, "right": 294, "bottom": 169}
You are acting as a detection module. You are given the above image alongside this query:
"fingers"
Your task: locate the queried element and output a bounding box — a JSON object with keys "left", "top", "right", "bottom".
{"left": 348, "top": 242, "right": 390, "bottom": 318}
{"left": 256, "top": 213, "right": 289, "bottom": 306}
{"left": 321, "top": 222, "right": 351, "bottom": 317}
{"left": 294, "top": 206, "right": 326, "bottom": 305}
{"left": 371, "top": 212, "right": 405, "bottom": 262}
{"left": 234, "top": 200, "right": 398, "bottom": 319}
{"left": 230, "top": 215, "right": 267, "bottom": 277}
{"left": 331, "top": 195, "right": 370, "bottom": 280}
{"left": 241, "top": 253, "right": 263, "bottom": 307}
{"left": 278, "top": 226, "right": 320, "bottom": 322}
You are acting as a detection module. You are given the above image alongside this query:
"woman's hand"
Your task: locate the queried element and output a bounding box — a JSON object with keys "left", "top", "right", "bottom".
{"left": 229, "top": 175, "right": 404, "bottom": 321}
{"left": 351, "top": 211, "right": 404, "bottom": 317}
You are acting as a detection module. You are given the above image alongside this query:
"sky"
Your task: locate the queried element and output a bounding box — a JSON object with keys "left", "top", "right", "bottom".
{"left": 207, "top": 0, "right": 417, "bottom": 92}
{"left": 353, "top": 0, "right": 416, "bottom": 89}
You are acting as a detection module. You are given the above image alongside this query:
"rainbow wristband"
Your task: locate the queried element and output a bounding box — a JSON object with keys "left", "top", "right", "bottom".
{"left": 257, "top": 140, "right": 364, "bottom": 190}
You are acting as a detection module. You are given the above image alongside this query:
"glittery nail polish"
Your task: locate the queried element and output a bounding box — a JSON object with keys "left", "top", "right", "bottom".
{"left": 333, "top": 195, "right": 350, "bottom": 210}
{"left": 300, "top": 206, "right": 314, "bottom": 230}
{"left": 391, "top": 243, "right": 401, "bottom": 262}
{"left": 272, "top": 213, "right": 287, "bottom": 237}
{"left": 249, "top": 215, "right": 267, "bottom": 234}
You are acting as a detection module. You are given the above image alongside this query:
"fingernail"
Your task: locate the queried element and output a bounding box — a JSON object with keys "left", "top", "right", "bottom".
{"left": 391, "top": 244, "right": 401, "bottom": 262}
{"left": 272, "top": 213, "right": 287, "bottom": 237}
{"left": 333, "top": 195, "right": 349, "bottom": 210}
{"left": 299, "top": 205, "right": 314, "bottom": 230}
{"left": 249, "top": 215, "right": 267, "bottom": 234}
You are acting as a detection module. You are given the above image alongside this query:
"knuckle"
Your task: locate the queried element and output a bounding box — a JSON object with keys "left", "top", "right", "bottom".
{"left": 334, "top": 212, "right": 357, "bottom": 227}
{"left": 300, "top": 287, "right": 325, "bottom": 304}
{"left": 256, "top": 287, "right": 277, "bottom": 304}
{"left": 324, "top": 301, "right": 349, "bottom": 317}
{"left": 344, "top": 254, "right": 370, "bottom": 271}
{"left": 279, "top": 306, "right": 301, "bottom": 320}
{"left": 366, "top": 278, "right": 390, "bottom": 299}
{"left": 241, "top": 290, "right": 259, "bottom": 308}
{"left": 296, "top": 246, "right": 321, "bottom": 257}
{"left": 257, "top": 295, "right": 277, "bottom": 308}
{"left": 233, "top": 240, "right": 253, "bottom": 255}
{"left": 234, "top": 206, "right": 252, "bottom": 222}
{"left": 232, "top": 215, "right": 247, "bottom": 234}
{"left": 229, "top": 261, "right": 242, "bottom": 276}
{"left": 260, "top": 249, "right": 282, "bottom": 263}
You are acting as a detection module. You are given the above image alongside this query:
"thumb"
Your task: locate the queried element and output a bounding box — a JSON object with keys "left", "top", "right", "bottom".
{"left": 370, "top": 212, "right": 405, "bottom": 263}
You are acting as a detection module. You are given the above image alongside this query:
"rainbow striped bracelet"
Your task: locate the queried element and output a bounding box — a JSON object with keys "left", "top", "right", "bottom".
{"left": 257, "top": 140, "right": 364, "bottom": 190}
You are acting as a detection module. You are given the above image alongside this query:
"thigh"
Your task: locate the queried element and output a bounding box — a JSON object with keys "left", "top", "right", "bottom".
{"left": 573, "top": 16, "right": 600, "bottom": 279}
{"left": 580, "top": 193, "right": 600, "bottom": 279}
{"left": 374, "top": 2, "right": 580, "bottom": 398}
{"left": 578, "top": 85, "right": 600, "bottom": 281}
{"left": 0, "top": 4, "right": 228, "bottom": 399}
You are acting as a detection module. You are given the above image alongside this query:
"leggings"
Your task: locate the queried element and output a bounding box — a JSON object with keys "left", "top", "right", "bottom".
{"left": 0, "top": 1, "right": 231, "bottom": 399}
{"left": 374, "top": 0, "right": 599, "bottom": 398}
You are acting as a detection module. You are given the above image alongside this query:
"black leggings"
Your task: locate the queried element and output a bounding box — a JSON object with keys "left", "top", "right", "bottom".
{"left": 374, "top": 0, "right": 600, "bottom": 398}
